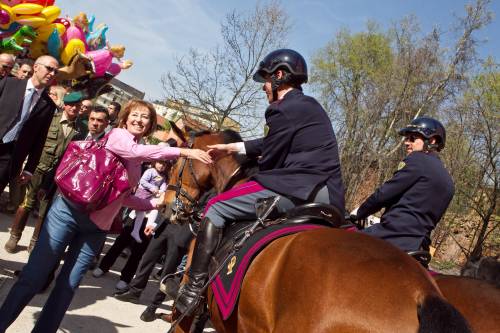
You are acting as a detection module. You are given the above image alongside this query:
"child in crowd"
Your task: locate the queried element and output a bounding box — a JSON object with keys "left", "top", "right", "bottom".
{"left": 131, "top": 160, "right": 168, "bottom": 242}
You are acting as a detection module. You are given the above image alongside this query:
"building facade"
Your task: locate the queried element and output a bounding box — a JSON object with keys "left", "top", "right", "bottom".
{"left": 95, "top": 77, "right": 145, "bottom": 108}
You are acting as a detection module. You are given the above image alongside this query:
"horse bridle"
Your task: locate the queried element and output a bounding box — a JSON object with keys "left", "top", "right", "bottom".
{"left": 166, "top": 132, "right": 247, "bottom": 220}
{"left": 166, "top": 135, "right": 205, "bottom": 218}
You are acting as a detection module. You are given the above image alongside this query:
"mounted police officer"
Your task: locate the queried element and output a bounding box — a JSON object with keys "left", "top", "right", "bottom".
{"left": 356, "top": 117, "right": 454, "bottom": 252}
{"left": 174, "top": 48, "right": 345, "bottom": 315}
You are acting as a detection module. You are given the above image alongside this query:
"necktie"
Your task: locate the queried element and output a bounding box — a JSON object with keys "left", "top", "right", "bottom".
{"left": 2, "top": 88, "right": 36, "bottom": 143}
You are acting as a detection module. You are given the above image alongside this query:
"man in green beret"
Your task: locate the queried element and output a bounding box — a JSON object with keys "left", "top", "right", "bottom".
{"left": 4, "top": 91, "right": 87, "bottom": 253}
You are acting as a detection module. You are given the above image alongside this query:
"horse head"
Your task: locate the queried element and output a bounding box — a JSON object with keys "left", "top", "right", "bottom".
{"left": 164, "top": 122, "right": 245, "bottom": 223}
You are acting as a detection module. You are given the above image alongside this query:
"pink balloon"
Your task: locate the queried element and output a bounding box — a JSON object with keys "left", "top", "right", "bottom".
{"left": 63, "top": 26, "right": 86, "bottom": 47}
{"left": 87, "top": 49, "right": 112, "bottom": 77}
{"left": 107, "top": 62, "right": 121, "bottom": 76}
{"left": 0, "top": 9, "right": 9, "bottom": 25}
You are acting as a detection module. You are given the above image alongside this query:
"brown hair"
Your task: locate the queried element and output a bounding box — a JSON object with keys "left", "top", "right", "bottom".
{"left": 117, "top": 99, "right": 158, "bottom": 137}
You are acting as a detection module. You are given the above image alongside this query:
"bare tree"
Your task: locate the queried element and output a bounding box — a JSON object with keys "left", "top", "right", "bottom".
{"left": 440, "top": 59, "right": 499, "bottom": 263}
{"left": 161, "top": 1, "right": 290, "bottom": 134}
{"left": 310, "top": 0, "right": 492, "bottom": 208}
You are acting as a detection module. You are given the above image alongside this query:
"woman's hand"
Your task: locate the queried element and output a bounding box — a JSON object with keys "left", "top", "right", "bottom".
{"left": 207, "top": 143, "right": 239, "bottom": 160}
{"left": 179, "top": 148, "right": 213, "bottom": 164}
{"left": 144, "top": 224, "right": 156, "bottom": 236}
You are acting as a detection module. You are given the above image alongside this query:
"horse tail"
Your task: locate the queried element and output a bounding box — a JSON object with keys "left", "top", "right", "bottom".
{"left": 417, "top": 295, "right": 472, "bottom": 333}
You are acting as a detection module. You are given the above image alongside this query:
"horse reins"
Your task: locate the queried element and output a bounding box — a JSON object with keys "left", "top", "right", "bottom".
{"left": 166, "top": 135, "right": 205, "bottom": 216}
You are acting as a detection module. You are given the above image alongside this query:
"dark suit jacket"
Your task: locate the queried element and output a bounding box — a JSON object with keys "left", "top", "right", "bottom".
{"left": 0, "top": 77, "right": 57, "bottom": 178}
{"left": 357, "top": 151, "right": 454, "bottom": 252}
{"left": 244, "top": 89, "right": 345, "bottom": 213}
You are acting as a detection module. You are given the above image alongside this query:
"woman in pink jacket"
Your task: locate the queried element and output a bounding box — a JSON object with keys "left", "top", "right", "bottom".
{"left": 0, "top": 99, "right": 212, "bottom": 333}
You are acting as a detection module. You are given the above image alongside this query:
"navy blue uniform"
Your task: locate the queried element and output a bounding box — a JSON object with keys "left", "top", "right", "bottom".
{"left": 357, "top": 151, "right": 454, "bottom": 252}
{"left": 244, "top": 88, "right": 345, "bottom": 213}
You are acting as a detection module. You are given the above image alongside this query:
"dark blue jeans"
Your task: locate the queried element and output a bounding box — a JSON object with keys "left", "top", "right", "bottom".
{"left": 0, "top": 196, "right": 106, "bottom": 333}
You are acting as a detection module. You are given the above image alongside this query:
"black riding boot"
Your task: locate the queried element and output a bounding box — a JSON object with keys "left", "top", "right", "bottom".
{"left": 175, "top": 218, "right": 222, "bottom": 315}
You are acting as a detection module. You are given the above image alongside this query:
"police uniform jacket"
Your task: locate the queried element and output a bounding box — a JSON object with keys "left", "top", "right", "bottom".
{"left": 357, "top": 151, "right": 454, "bottom": 252}
{"left": 244, "top": 88, "right": 345, "bottom": 213}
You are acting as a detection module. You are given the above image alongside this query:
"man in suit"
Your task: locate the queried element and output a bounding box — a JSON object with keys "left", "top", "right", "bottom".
{"left": 0, "top": 55, "right": 58, "bottom": 198}
{"left": 175, "top": 49, "right": 345, "bottom": 315}
{"left": 4, "top": 92, "right": 86, "bottom": 253}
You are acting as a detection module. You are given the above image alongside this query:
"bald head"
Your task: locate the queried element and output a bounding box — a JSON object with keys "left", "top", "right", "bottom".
{"left": 32, "top": 55, "right": 59, "bottom": 88}
{"left": 35, "top": 55, "right": 58, "bottom": 65}
{"left": 0, "top": 53, "right": 15, "bottom": 78}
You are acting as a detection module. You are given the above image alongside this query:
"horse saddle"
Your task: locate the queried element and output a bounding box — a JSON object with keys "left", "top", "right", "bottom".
{"left": 208, "top": 201, "right": 350, "bottom": 320}
{"left": 211, "top": 201, "right": 348, "bottom": 270}
{"left": 284, "top": 202, "right": 346, "bottom": 228}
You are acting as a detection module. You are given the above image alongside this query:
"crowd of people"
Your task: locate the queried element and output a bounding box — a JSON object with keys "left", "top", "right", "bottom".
{"left": 0, "top": 48, "right": 456, "bottom": 333}
{"left": 0, "top": 52, "right": 212, "bottom": 332}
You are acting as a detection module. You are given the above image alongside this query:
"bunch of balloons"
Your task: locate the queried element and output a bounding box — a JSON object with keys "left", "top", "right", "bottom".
{"left": 0, "top": 1, "right": 59, "bottom": 31}
{"left": 49, "top": 12, "right": 132, "bottom": 78}
{"left": 0, "top": 0, "right": 132, "bottom": 81}
{"left": 0, "top": 0, "right": 60, "bottom": 52}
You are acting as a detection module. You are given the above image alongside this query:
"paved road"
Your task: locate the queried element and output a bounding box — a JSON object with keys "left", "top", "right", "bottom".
{"left": 0, "top": 210, "right": 185, "bottom": 333}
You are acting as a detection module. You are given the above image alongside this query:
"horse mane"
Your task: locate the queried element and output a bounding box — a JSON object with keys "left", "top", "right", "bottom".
{"left": 188, "top": 129, "right": 257, "bottom": 190}
{"left": 191, "top": 130, "right": 213, "bottom": 138}
{"left": 189, "top": 129, "right": 242, "bottom": 143}
{"left": 220, "top": 129, "right": 243, "bottom": 144}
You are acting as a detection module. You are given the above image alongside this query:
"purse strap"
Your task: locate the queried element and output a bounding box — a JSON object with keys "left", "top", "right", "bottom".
{"left": 96, "top": 131, "right": 112, "bottom": 149}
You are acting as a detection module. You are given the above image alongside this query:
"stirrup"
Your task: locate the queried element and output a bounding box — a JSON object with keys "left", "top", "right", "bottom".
{"left": 175, "top": 291, "right": 205, "bottom": 316}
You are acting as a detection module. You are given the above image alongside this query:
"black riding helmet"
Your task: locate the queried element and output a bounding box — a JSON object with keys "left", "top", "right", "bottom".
{"left": 253, "top": 48, "right": 308, "bottom": 85}
{"left": 399, "top": 117, "right": 446, "bottom": 151}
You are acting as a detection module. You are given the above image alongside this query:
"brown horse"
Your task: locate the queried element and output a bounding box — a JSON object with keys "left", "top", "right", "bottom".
{"left": 164, "top": 128, "right": 472, "bottom": 333}
{"left": 434, "top": 274, "right": 500, "bottom": 333}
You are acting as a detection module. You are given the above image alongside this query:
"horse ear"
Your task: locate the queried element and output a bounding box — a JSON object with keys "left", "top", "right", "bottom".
{"left": 169, "top": 120, "right": 187, "bottom": 143}
{"left": 184, "top": 124, "right": 195, "bottom": 134}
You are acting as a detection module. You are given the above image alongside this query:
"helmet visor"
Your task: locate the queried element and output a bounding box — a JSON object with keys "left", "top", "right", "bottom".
{"left": 398, "top": 125, "right": 434, "bottom": 138}
{"left": 253, "top": 69, "right": 268, "bottom": 83}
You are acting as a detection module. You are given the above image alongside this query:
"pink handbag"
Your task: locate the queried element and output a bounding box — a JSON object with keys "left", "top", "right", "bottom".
{"left": 55, "top": 134, "right": 131, "bottom": 212}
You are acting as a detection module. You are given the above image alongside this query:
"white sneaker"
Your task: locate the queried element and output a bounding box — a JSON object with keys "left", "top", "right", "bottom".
{"left": 116, "top": 280, "right": 128, "bottom": 290}
{"left": 92, "top": 268, "right": 104, "bottom": 278}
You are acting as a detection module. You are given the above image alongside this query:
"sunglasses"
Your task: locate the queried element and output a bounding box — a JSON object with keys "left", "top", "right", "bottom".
{"left": 37, "top": 63, "right": 59, "bottom": 74}
{"left": 1, "top": 64, "right": 13, "bottom": 70}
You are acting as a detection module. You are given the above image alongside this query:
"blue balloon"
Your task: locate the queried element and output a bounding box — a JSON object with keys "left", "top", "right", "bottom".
{"left": 87, "top": 15, "right": 96, "bottom": 35}
{"left": 47, "top": 28, "right": 61, "bottom": 60}
{"left": 0, "top": 22, "right": 21, "bottom": 39}
{"left": 86, "top": 24, "right": 108, "bottom": 51}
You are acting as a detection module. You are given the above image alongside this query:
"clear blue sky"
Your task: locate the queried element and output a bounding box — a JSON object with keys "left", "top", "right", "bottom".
{"left": 58, "top": 0, "right": 499, "bottom": 100}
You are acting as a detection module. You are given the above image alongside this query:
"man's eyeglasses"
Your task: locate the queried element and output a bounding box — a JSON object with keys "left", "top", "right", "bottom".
{"left": 1, "top": 64, "right": 13, "bottom": 70}
{"left": 37, "top": 63, "right": 59, "bottom": 74}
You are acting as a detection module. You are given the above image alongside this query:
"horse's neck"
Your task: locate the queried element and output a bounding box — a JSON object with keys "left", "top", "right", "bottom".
{"left": 211, "top": 156, "right": 245, "bottom": 193}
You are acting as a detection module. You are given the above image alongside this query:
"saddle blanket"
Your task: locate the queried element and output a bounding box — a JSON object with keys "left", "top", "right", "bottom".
{"left": 210, "top": 223, "right": 324, "bottom": 320}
